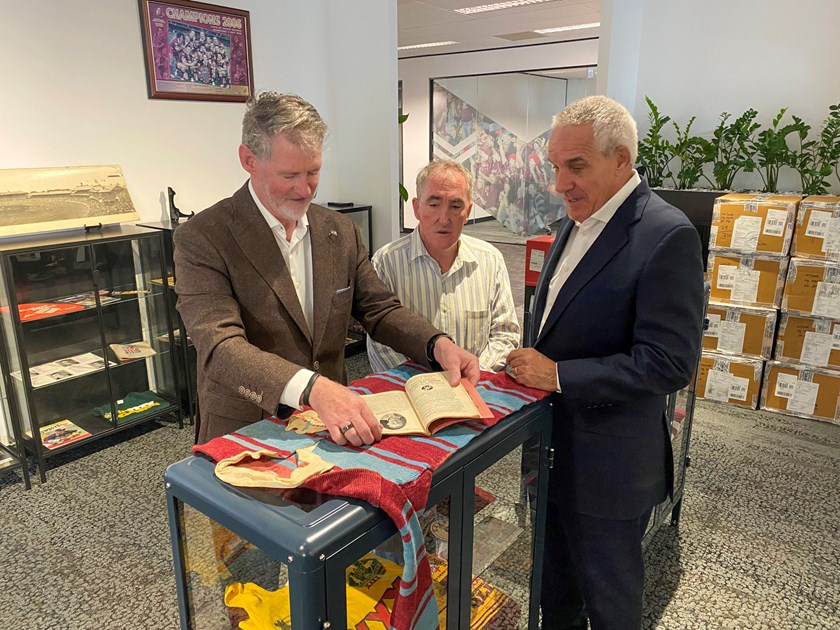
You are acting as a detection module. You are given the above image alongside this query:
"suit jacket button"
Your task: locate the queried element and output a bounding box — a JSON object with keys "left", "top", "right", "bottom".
{"left": 244, "top": 388, "right": 251, "bottom": 397}
{"left": 313, "top": 360, "right": 320, "bottom": 371}
{"left": 238, "top": 386, "right": 245, "bottom": 395}
{"left": 256, "top": 394, "right": 263, "bottom": 404}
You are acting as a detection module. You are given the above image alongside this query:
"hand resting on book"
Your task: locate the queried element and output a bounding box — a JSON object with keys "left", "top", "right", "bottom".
{"left": 307, "top": 376, "right": 382, "bottom": 447}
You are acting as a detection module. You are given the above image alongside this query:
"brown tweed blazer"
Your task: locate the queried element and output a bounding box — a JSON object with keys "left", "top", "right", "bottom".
{"left": 173, "top": 182, "right": 440, "bottom": 443}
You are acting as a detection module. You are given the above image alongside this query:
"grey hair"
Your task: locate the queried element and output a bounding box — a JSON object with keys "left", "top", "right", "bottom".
{"left": 415, "top": 159, "right": 473, "bottom": 200}
{"left": 241, "top": 91, "right": 328, "bottom": 159}
{"left": 553, "top": 95, "right": 638, "bottom": 164}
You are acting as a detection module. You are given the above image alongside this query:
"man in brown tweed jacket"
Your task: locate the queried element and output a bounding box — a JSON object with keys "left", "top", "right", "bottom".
{"left": 174, "top": 92, "right": 479, "bottom": 445}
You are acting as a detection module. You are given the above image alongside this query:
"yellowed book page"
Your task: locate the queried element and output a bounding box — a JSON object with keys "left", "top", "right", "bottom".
{"left": 404, "top": 372, "right": 480, "bottom": 425}
{"left": 362, "top": 391, "right": 427, "bottom": 435}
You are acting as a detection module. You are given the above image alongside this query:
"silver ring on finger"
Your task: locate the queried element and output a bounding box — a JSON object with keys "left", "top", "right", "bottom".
{"left": 340, "top": 422, "right": 354, "bottom": 435}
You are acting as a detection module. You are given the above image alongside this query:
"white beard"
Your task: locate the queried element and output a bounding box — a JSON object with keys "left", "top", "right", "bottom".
{"left": 256, "top": 180, "right": 315, "bottom": 224}
{"left": 270, "top": 199, "right": 311, "bottom": 223}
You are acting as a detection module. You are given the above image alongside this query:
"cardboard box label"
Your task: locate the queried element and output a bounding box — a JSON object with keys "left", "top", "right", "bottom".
{"left": 718, "top": 320, "right": 746, "bottom": 354}
{"left": 763, "top": 209, "right": 788, "bottom": 236}
{"left": 529, "top": 249, "right": 545, "bottom": 274}
{"left": 706, "top": 313, "right": 721, "bottom": 337}
{"left": 731, "top": 269, "right": 760, "bottom": 303}
{"left": 775, "top": 372, "right": 798, "bottom": 398}
{"left": 717, "top": 265, "right": 737, "bottom": 290}
{"left": 732, "top": 215, "right": 762, "bottom": 250}
{"left": 705, "top": 370, "right": 731, "bottom": 402}
{"left": 806, "top": 210, "right": 831, "bottom": 238}
{"left": 729, "top": 375, "right": 750, "bottom": 401}
{"left": 825, "top": 219, "right": 840, "bottom": 254}
{"left": 788, "top": 380, "right": 819, "bottom": 415}
{"left": 802, "top": 331, "right": 833, "bottom": 367}
{"left": 813, "top": 282, "right": 840, "bottom": 318}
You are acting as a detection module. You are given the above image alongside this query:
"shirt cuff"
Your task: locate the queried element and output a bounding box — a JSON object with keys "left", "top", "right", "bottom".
{"left": 555, "top": 363, "right": 562, "bottom": 393}
{"left": 281, "top": 368, "right": 315, "bottom": 410}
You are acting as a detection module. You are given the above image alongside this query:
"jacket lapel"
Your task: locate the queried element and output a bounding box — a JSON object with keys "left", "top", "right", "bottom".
{"left": 536, "top": 183, "right": 649, "bottom": 345}
{"left": 308, "top": 207, "right": 338, "bottom": 354}
{"left": 228, "top": 183, "right": 311, "bottom": 342}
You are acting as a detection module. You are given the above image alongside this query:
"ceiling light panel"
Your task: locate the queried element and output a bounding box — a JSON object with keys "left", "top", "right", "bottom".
{"left": 398, "top": 40, "right": 459, "bottom": 50}
{"left": 534, "top": 22, "right": 600, "bottom": 33}
{"left": 455, "top": 0, "right": 555, "bottom": 15}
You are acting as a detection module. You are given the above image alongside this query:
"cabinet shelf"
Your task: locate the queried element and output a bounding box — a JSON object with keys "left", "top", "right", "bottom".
{"left": 11, "top": 347, "right": 172, "bottom": 391}
{"left": 0, "top": 284, "right": 167, "bottom": 325}
{"left": 23, "top": 397, "right": 178, "bottom": 457}
{"left": 11, "top": 350, "right": 116, "bottom": 390}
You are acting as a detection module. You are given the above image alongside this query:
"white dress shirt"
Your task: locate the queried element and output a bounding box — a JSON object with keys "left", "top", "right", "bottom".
{"left": 367, "top": 230, "right": 520, "bottom": 373}
{"left": 249, "top": 181, "right": 314, "bottom": 409}
{"left": 539, "top": 171, "right": 642, "bottom": 390}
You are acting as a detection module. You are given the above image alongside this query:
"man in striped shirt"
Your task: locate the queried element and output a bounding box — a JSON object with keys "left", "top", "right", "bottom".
{"left": 367, "top": 160, "right": 520, "bottom": 373}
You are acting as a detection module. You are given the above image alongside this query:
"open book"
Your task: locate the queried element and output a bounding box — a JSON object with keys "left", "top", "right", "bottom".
{"left": 363, "top": 371, "right": 492, "bottom": 436}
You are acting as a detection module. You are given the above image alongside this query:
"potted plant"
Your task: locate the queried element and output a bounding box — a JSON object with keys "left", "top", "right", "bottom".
{"left": 790, "top": 105, "right": 840, "bottom": 195}
{"left": 747, "top": 107, "right": 804, "bottom": 193}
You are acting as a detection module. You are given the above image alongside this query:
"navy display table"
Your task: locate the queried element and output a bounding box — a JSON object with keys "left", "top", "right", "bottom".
{"left": 165, "top": 399, "right": 552, "bottom": 629}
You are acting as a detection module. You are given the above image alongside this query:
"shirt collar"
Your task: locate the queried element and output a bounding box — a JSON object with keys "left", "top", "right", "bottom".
{"left": 575, "top": 169, "right": 641, "bottom": 229}
{"left": 248, "top": 179, "right": 309, "bottom": 239}
{"left": 409, "top": 228, "right": 477, "bottom": 268}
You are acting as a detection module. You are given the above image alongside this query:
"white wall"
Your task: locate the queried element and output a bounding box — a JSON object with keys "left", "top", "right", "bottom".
{"left": 324, "top": 1, "right": 401, "bottom": 248}
{"left": 399, "top": 39, "right": 599, "bottom": 228}
{"left": 601, "top": 0, "right": 840, "bottom": 192}
{"left": 0, "top": 0, "right": 400, "bottom": 246}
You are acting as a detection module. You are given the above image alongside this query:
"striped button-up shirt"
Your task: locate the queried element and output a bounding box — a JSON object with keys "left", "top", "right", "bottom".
{"left": 367, "top": 230, "right": 520, "bottom": 373}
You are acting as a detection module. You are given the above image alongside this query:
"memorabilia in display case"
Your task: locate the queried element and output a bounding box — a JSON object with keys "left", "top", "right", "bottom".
{"left": 0, "top": 225, "right": 182, "bottom": 482}
{"left": 164, "top": 395, "right": 552, "bottom": 629}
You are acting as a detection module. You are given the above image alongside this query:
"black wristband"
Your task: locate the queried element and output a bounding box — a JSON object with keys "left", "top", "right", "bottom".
{"left": 301, "top": 373, "right": 321, "bottom": 407}
{"left": 425, "top": 333, "right": 452, "bottom": 370}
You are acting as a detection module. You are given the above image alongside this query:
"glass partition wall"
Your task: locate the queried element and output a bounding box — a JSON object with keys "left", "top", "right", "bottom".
{"left": 430, "top": 67, "right": 596, "bottom": 240}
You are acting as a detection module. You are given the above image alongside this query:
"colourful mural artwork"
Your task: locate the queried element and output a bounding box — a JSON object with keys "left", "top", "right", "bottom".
{"left": 431, "top": 84, "right": 566, "bottom": 236}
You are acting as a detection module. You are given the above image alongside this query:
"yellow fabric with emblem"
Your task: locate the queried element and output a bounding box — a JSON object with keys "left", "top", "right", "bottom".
{"left": 224, "top": 553, "right": 402, "bottom": 629}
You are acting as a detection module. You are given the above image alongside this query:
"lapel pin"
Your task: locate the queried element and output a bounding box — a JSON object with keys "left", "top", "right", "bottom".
{"left": 329, "top": 230, "right": 338, "bottom": 238}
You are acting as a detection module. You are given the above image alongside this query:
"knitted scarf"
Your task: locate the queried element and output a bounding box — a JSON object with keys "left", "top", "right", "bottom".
{"left": 194, "top": 363, "right": 549, "bottom": 630}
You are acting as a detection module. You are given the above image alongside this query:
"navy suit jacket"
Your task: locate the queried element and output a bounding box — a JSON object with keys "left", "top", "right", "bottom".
{"left": 530, "top": 179, "right": 704, "bottom": 520}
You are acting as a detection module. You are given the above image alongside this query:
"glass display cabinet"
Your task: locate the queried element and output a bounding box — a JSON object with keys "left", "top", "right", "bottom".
{"left": 165, "top": 398, "right": 552, "bottom": 629}
{"left": 329, "top": 203, "right": 372, "bottom": 255}
{"left": 0, "top": 225, "right": 182, "bottom": 482}
{"left": 643, "top": 282, "right": 710, "bottom": 545}
{"left": 137, "top": 220, "right": 196, "bottom": 424}
{"left": 326, "top": 205, "right": 373, "bottom": 356}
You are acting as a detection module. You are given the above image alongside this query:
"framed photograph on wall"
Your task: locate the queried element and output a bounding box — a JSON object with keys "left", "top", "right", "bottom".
{"left": 138, "top": 0, "right": 253, "bottom": 102}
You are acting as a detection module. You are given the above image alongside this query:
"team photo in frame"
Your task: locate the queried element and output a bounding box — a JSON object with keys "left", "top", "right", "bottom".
{"left": 138, "top": 0, "right": 253, "bottom": 102}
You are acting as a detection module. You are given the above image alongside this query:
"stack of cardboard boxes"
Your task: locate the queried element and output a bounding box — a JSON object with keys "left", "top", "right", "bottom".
{"left": 699, "top": 193, "right": 798, "bottom": 409}
{"left": 762, "top": 196, "right": 840, "bottom": 423}
{"left": 525, "top": 195, "right": 840, "bottom": 426}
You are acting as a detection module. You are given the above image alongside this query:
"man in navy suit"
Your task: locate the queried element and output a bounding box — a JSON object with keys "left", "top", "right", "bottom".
{"left": 507, "top": 96, "right": 704, "bottom": 629}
